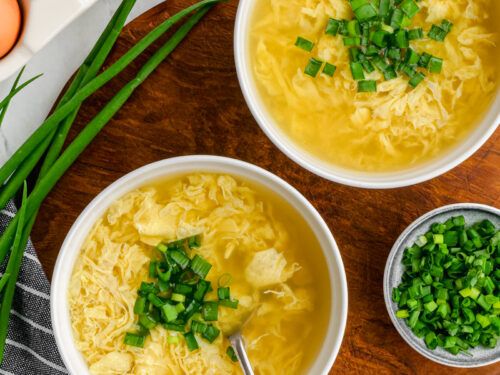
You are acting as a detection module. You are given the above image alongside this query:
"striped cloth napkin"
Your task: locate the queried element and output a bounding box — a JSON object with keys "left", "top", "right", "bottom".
{"left": 0, "top": 201, "right": 67, "bottom": 375}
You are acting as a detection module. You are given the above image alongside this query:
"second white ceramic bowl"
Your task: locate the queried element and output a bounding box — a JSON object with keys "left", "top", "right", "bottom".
{"left": 51, "top": 155, "right": 348, "bottom": 374}
{"left": 234, "top": 0, "right": 500, "bottom": 189}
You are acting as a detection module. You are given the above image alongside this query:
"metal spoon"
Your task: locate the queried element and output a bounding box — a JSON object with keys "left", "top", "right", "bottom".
{"left": 228, "top": 331, "right": 254, "bottom": 375}
{"left": 222, "top": 310, "right": 256, "bottom": 375}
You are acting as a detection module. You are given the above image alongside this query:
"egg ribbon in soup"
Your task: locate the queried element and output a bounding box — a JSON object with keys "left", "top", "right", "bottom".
{"left": 69, "top": 174, "right": 331, "bottom": 374}
{"left": 250, "top": 0, "right": 499, "bottom": 172}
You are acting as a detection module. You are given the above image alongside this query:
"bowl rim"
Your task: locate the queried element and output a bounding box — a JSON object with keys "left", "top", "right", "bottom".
{"left": 50, "top": 155, "right": 348, "bottom": 375}
{"left": 383, "top": 203, "right": 500, "bottom": 368}
{"left": 233, "top": 0, "right": 500, "bottom": 189}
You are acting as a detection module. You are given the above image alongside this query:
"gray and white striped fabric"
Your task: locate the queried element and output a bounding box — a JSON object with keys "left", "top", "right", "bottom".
{"left": 0, "top": 201, "right": 67, "bottom": 375}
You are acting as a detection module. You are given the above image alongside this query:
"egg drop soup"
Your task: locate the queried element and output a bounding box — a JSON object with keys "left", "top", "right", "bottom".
{"left": 69, "top": 174, "right": 331, "bottom": 374}
{"left": 249, "top": 0, "right": 499, "bottom": 172}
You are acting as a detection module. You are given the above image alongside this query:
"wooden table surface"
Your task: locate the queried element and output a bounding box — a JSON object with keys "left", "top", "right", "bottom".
{"left": 29, "top": 1, "right": 500, "bottom": 374}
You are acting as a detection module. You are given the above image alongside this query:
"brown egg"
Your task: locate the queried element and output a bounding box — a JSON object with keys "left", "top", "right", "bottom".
{"left": 0, "top": 0, "right": 22, "bottom": 58}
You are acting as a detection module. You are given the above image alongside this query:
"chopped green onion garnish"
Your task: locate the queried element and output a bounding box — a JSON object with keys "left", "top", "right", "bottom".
{"left": 408, "top": 28, "right": 423, "bottom": 40}
{"left": 390, "top": 9, "right": 404, "bottom": 30}
{"left": 304, "top": 58, "right": 323, "bottom": 77}
{"left": 149, "top": 261, "right": 157, "bottom": 278}
{"left": 394, "top": 217, "right": 499, "bottom": 355}
{"left": 349, "top": 48, "right": 361, "bottom": 62}
{"left": 217, "top": 287, "right": 230, "bottom": 300}
{"left": 124, "top": 333, "right": 146, "bottom": 348}
{"left": 174, "top": 283, "right": 193, "bottom": 295}
{"left": 190, "top": 255, "right": 212, "bottom": 278}
{"left": 405, "top": 48, "right": 420, "bottom": 65}
{"left": 295, "top": 37, "right": 314, "bottom": 52}
{"left": 139, "top": 314, "right": 157, "bottom": 330}
{"left": 347, "top": 20, "right": 361, "bottom": 37}
{"left": 371, "top": 30, "right": 388, "bottom": 47}
{"left": 169, "top": 250, "right": 190, "bottom": 269}
{"left": 134, "top": 297, "right": 148, "bottom": 315}
{"left": 171, "top": 293, "right": 186, "bottom": 303}
{"left": 322, "top": 63, "right": 337, "bottom": 77}
{"left": 358, "top": 80, "right": 377, "bottom": 92}
{"left": 408, "top": 71, "right": 425, "bottom": 88}
{"left": 343, "top": 37, "right": 362, "bottom": 46}
{"left": 354, "top": 3, "right": 378, "bottom": 22}
{"left": 191, "top": 320, "right": 208, "bottom": 334}
{"left": 428, "top": 20, "right": 453, "bottom": 42}
{"left": 219, "top": 299, "right": 239, "bottom": 309}
{"left": 162, "top": 303, "right": 178, "bottom": 322}
{"left": 147, "top": 293, "right": 165, "bottom": 308}
{"left": 383, "top": 66, "right": 397, "bottom": 81}
{"left": 193, "top": 279, "right": 211, "bottom": 301}
{"left": 295, "top": 0, "right": 450, "bottom": 90}
{"left": 184, "top": 332, "right": 199, "bottom": 351}
{"left": 394, "top": 29, "right": 409, "bottom": 48}
{"left": 227, "top": 346, "right": 239, "bottom": 362}
{"left": 350, "top": 62, "right": 365, "bottom": 80}
{"left": 164, "top": 322, "right": 186, "bottom": 332}
{"left": 387, "top": 47, "right": 401, "bottom": 61}
{"left": 379, "top": 0, "right": 391, "bottom": 18}
{"left": 428, "top": 56, "right": 443, "bottom": 73}
{"left": 167, "top": 335, "right": 180, "bottom": 344}
{"left": 202, "top": 301, "right": 219, "bottom": 321}
{"left": 326, "top": 18, "right": 341, "bottom": 36}
{"left": 201, "top": 324, "right": 220, "bottom": 343}
{"left": 188, "top": 235, "right": 202, "bottom": 249}
{"left": 361, "top": 59, "right": 375, "bottom": 73}
{"left": 400, "top": 0, "right": 420, "bottom": 18}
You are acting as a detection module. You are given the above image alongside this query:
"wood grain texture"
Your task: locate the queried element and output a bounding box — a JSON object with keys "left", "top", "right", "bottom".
{"left": 29, "top": 1, "right": 499, "bottom": 374}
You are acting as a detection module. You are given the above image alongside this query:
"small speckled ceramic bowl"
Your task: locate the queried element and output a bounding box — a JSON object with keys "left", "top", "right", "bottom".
{"left": 384, "top": 203, "right": 500, "bottom": 368}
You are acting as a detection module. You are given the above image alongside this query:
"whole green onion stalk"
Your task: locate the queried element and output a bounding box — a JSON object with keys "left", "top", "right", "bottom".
{"left": 0, "top": 182, "right": 27, "bottom": 363}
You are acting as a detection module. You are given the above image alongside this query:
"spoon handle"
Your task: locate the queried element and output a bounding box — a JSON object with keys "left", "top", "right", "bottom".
{"left": 229, "top": 332, "right": 255, "bottom": 375}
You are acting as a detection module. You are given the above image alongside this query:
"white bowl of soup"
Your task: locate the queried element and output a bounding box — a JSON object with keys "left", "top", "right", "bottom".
{"left": 234, "top": 0, "right": 500, "bottom": 188}
{"left": 51, "top": 156, "right": 348, "bottom": 374}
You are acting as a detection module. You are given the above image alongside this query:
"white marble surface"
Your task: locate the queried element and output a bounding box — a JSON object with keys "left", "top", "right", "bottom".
{"left": 0, "top": 0, "right": 164, "bottom": 165}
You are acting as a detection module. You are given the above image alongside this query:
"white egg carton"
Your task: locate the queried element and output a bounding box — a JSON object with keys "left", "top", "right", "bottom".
{"left": 0, "top": 0, "right": 99, "bottom": 83}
